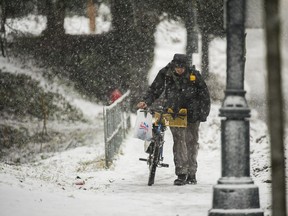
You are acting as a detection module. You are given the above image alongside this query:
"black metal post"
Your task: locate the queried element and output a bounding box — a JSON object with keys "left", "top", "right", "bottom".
{"left": 208, "top": 0, "right": 264, "bottom": 215}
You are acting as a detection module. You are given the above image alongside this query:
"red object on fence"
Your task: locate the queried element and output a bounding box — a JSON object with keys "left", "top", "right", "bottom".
{"left": 110, "top": 89, "right": 122, "bottom": 103}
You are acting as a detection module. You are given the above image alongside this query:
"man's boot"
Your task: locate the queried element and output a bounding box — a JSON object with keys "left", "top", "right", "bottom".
{"left": 186, "top": 174, "right": 197, "bottom": 184}
{"left": 174, "top": 174, "right": 187, "bottom": 186}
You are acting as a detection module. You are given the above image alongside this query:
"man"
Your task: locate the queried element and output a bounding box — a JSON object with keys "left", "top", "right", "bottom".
{"left": 137, "top": 54, "right": 210, "bottom": 186}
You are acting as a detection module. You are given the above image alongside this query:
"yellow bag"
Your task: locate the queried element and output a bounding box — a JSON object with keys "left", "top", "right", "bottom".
{"left": 154, "top": 108, "right": 187, "bottom": 127}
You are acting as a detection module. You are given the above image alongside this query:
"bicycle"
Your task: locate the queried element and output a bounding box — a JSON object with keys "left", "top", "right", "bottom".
{"left": 139, "top": 107, "right": 187, "bottom": 186}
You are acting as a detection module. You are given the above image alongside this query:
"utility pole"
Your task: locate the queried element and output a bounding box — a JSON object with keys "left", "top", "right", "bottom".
{"left": 208, "top": 0, "right": 263, "bottom": 215}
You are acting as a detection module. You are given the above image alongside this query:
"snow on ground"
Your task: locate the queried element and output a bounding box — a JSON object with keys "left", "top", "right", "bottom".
{"left": 0, "top": 103, "right": 274, "bottom": 216}
{"left": 0, "top": 57, "right": 103, "bottom": 120}
{"left": 1, "top": 11, "right": 288, "bottom": 216}
{"left": 0, "top": 106, "right": 222, "bottom": 216}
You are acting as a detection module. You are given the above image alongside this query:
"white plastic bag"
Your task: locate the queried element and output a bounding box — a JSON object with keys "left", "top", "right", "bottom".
{"left": 133, "top": 109, "right": 153, "bottom": 141}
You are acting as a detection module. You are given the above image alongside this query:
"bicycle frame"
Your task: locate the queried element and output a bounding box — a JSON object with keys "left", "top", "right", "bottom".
{"left": 139, "top": 108, "right": 169, "bottom": 186}
{"left": 152, "top": 113, "right": 165, "bottom": 163}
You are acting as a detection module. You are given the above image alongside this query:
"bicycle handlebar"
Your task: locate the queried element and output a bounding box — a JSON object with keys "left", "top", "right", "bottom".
{"left": 140, "top": 107, "right": 187, "bottom": 117}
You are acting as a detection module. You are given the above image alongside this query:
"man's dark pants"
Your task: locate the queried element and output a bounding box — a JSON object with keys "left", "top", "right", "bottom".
{"left": 170, "top": 121, "right": 200, "bottom": 177}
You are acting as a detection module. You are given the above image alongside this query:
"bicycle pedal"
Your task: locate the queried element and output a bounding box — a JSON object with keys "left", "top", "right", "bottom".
{"left": 139, "top": 158, "right": 148, "bottom": 162}
{"left": 159, "top": 163, "right": 169, "bottom": 168}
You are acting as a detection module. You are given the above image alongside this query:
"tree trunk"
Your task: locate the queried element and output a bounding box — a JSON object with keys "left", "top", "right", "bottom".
{"left": 110, "top": 0, "right": 155, "bottom": 108}
{"left": 110, "top": 0, "right": 134, "bottom": 34}
{"left": 44, "top": 0, "right": 66, "bottom": 36}
{"left": 185, "top": 0, "right": 198, "bottom": 67}
{"left": 0, "top": 0, "right": 7, "bottom": 57}
{"left": 201, "top": 32, "right": 209, "bottom": 79}
{"left": 87, "top": 0, "right": 96, "bottom": 33}
{"left": 264, "top": 0, "right": 287, "bottom": 215}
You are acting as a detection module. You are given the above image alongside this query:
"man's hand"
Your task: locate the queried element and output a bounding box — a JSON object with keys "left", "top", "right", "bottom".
{"left": 137, "top": 101, "right": 147, "bottom": 109}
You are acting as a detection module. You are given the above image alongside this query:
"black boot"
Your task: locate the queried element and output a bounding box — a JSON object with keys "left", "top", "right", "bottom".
{"left": 186, "top": 174, "right": 197, "bottom": 184}
{"left": 174, "top": 174, "right": 187, "bottom": 186}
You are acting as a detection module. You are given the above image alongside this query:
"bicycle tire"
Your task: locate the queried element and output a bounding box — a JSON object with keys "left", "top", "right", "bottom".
{"left": 148, "top": 143, "right": 160, "bottom": 186}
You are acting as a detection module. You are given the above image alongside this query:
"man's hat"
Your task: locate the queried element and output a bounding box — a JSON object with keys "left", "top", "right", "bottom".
{"left": 172, "top": 54, "right": 187, "bottom": 67}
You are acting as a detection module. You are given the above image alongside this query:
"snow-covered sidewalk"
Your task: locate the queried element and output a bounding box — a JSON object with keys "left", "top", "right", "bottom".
{"left": 0, "top": 103, "right": 273, "bottom": 216}
{"left": 0, "top": 120, "right": 220, "bottom": 216}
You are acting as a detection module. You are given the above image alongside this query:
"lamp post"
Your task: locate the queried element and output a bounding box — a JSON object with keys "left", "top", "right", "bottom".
{"left": 208, "top": 0, "right": 264, "bottom": 215}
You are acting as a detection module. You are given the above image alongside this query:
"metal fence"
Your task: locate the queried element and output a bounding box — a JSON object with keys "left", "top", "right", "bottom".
{"left": 103, "top": 90, "right": 131, "bottom": 167}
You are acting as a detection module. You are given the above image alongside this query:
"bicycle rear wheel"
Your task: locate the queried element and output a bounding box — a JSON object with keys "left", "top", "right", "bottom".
{"left": 148, "top": 144, "right": 160, "bottom": 186}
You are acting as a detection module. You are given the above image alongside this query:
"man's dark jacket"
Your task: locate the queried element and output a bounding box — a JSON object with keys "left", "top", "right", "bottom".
{"left": 143, "top": 63, "right": 211, "bottom": 123}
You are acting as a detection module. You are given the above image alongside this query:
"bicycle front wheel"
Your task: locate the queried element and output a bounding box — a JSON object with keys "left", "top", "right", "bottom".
{"left": 148, "top": 144, "right": 160, "bottom": 186}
